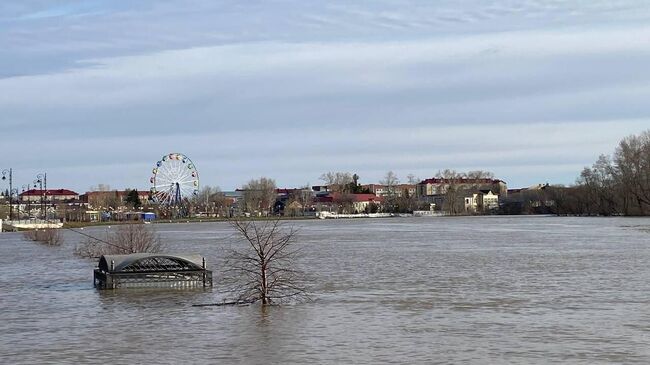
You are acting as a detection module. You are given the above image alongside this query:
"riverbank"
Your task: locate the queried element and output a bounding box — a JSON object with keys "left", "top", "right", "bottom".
{"left": 55, "top": 211, "right": 561, "bottom": 229}
{"left": 61, "top": 215, "right": 316, "bottom": 229}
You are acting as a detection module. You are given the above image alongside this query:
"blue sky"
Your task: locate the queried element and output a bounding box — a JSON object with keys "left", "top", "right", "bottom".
{"left": 2, "top": 1, "right": 650, "bottom": 192}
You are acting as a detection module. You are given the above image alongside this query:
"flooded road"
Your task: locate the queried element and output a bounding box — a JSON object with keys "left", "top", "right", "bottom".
{"left": 1, "top": 216, "right": 649, "bottom": 364}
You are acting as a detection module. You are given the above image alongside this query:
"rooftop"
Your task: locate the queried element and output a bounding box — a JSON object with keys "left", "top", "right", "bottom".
{"left": 20, "top": 189, "right": 78, "bottom": 196}
{"left": 419, "top": 178, "right": 506, "bottom": 185}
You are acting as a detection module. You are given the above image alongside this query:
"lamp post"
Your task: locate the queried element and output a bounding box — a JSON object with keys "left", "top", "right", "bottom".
{"left": 22, "top": 184, "right": 30, "bottom": 218}
{"left": 2, "top": 168, "right": 13, "bottom": 220}
{"left": 11, "top": 188, "right": 20, "bottom": 220}
{"left": 34, "top": 173, "right": 47, "bottom": 220}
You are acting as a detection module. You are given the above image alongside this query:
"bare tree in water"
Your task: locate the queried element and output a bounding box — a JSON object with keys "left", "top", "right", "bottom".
{"left": 74, "top": 223, "right": 164, "bottom": 258}
{"left": 23, "top": 228, "right": 63, "bottom": 246}
{"left": 224, "top": 219, "right": 308, "bottom": 305}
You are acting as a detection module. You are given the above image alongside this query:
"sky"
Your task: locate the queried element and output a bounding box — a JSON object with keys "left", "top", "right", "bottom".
{"left": 2, "top": 0, "right": 650, "bottom": 193}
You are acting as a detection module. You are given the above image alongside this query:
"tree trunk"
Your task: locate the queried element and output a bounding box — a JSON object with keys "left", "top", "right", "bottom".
{"left": 261, "top": 262, "right": 269, "bottom": 305}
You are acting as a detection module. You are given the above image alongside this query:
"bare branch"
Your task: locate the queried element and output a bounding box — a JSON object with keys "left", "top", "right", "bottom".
{"left": 221, "top": 218, "right": 310, "bottom": 305}
{"left": 73, "top": 223, "right": 164, "bottom": 258}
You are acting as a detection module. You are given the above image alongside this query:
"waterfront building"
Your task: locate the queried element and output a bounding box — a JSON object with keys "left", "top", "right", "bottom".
{"left": 416, "top": 178, "right": 507, "bottom": 198}
{"left": 463, "top": 190, "right": 500, "bottom": 213}
{"left": 314, "top": 193, "right": 383, "bottom": 214}
{"left": 80, "top": 190, "right": 150, "bottom": 209}
{"left": 20, "top": 189, "right": 79, "bottom": 202}
{"left": 361, "top": 184, "right": 417, "bottom": 198}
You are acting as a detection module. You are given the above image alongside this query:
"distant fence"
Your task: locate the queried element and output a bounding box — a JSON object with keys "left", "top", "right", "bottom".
{"left": 412, "top": 211, "right": 448, "bottom": 217}
{"left": 2, "top": 219, "right": 63, "bottom": 231}
{"left": 317, "top": 212, "right": 393, "bottom": 219}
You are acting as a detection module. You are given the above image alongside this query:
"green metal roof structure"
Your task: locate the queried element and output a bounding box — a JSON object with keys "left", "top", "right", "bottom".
{"left": 94, "top": 253, "right": 212, "bottom": 289}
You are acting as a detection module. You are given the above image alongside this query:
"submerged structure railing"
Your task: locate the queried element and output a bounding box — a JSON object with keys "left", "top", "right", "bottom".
{"left": 94, "top": 253, "right": 213, "bottom": 289}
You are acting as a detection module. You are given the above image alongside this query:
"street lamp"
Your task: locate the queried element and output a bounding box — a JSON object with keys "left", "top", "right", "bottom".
{"left": 9, "top": 188, "right": 19, "bottom": 219}
{"left": 22, "top": 184, "right": 30, "bottom": 218}
{"left": 2, "top": 168, "right": 13, "bottom": 220}
{"left": 34, "top": 173, "right": 47, "bottom": 220}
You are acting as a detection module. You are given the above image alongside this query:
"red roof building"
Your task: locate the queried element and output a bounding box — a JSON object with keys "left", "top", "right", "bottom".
{"left": 361, "top": 184, "right": 417, "bottom": 198}
{"left": 80, "top": 190, "right": 150, "bottom": 209}
{"left": 19, "top": 189, "right": 79, "bottom": 202}
{"left": 419, "top": 178, "right": 505, "bottom": 185}
{"left": 417, "top": 178, "right": 507, "bottom": 197}
{"left": 313, "top": 193, "right": 383, "bottom": 213}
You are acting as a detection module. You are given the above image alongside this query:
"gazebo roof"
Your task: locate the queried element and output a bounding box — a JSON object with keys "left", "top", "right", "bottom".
{"left": 98, "top": 253, "right": 205, "bottom": 273}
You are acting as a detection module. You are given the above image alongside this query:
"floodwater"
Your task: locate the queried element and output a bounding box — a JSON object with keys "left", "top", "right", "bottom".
{"left": 1, "top": 216, "right": 649, "bottom": 364}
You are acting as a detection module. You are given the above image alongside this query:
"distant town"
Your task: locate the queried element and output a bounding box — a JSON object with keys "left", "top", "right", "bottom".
{"left": 0, "top": 169, "right": 575, "bottom": 224}
{"left": 2, "top": 128, "right": 649, "bottom": 224}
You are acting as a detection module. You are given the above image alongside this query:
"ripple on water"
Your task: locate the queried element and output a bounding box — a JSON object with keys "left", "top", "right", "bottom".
{"left": 1, "top": 216, "right": 650, "bottom": 364}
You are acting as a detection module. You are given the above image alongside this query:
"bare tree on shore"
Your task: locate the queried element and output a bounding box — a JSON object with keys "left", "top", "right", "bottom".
{"left": 223, "top": 219, "right": 308, "bottom": 305}
{"left": 193, "top": 185, "right": 217, "bottom": 212}
{"left": 577, "top": 155, "right": 618, "bottom": 215}
{"left": 192, "top": 185, "right": 232, "bottom": 217}
{"left": 429, "top": 169, "right": 499, "bottom": 214}
{"left": 435, "top": 169, "right": 465, "bottom": 215}
{"left": 212, "top": 191, "right": 233, "bottom": 217}
{"left": 241, "top": 177, "right": 277, "bottom": 216}
{"left": 319, "top": 171, "right": 353, "bottom": 193}
{"left": 320, "top": 171, "right": 360, "bottom": 212}
{"left": 614, "top": 130, "right": 650, "bottom": 214}
{"left": 407, "top": 173, "right": 420, "bottom": 185}
{"left": 298, "top": 185, "right": 313, "bottom": 215}
{"left": 285, "top": 186, "right": 313, "bottom": 216}
{"left": 381, "top": 171, "right": 400, "bottom": 213}
{"left": 553, "top": 130, "right": 650, "bottom": 216}
{"left": 87, "top": 190, "right": 120, "bottom": 211}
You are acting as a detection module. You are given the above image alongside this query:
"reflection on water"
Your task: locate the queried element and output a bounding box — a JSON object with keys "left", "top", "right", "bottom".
{"left": 1, "top": 216, "right": 649, "bottom": 364}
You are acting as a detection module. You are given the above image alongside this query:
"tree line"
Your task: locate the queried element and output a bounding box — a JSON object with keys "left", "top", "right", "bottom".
{"left": 549, "top": 130, "right": 650, "bottom": 216}
{"left": 191, "top": 171, "right": 426, "bottom": 217}
{"left": 85, "top": 130, "right": 650, "bottom": 218}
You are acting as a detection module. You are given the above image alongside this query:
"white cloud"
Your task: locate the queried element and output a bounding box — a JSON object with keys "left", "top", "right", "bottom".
{"left": 3, "top": 1, "right": 650, "bottom": 191}
{"left": 4, "top": 118, "right": 647, "bottom": 191}
{"left": 3, "top": 25, "right": 650, "bottom": 110}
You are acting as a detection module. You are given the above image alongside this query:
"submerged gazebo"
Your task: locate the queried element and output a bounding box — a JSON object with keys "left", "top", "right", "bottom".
{"left": 94, "top": 253, "right": 212, "bottom": 289}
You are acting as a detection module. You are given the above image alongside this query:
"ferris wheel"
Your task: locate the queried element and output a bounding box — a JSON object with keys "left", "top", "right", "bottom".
{"left": 150, "top": 153, "right": 199, "bottom": 206}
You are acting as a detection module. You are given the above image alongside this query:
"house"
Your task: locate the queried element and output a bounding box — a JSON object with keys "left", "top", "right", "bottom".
{"left": 464, "top": 193, "right": 479, "bottom": 212}
{"left": 417, "top": 178, "right": 507, "bottom": 198}
{"left": 502, "top": 184, "right": 554, "bottom": 214}
{"left": 273, "top": 188, "right": 313, "bottom": 216}
{"left": 80, "top": 190, "right": 150, "bottom": 209}
{"left": 311, "top": 185, "right": 330, "bottom": 192}
{"left": 222, "top": 191, "right": 243, "bottom": 216}
{"left": 349, "top": 194, "right": 383, "bottom": 213}
{"left": 20, "top": 189, "right": 79, "bottom": 202}
{"left": 478, "top": 190, "right": 499, "bottom": 211}
{"left": 313, "top": 193, "right": 383, "bottom": 214}
{"left": 222, "top": 190, "right": 243, "bottom": 204}
{"left": 362, "top": 184, "right": 417, "bottom": 198}
{"left": 464, "top": 190, "right": 500, "bottom": 213}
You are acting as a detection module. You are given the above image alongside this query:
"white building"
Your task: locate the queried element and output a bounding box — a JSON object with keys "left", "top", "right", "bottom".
{"left": 464, "top": 190, "right": 500, "bottom": 213}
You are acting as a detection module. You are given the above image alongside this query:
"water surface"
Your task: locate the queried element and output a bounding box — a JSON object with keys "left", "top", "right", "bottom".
{"left": 1, "top": 216, "right": 649, "bottom": 364}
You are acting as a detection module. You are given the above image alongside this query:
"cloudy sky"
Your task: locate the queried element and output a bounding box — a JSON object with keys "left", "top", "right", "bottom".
{"left": 2, "top": 1, "right": 650, "bottom": 193}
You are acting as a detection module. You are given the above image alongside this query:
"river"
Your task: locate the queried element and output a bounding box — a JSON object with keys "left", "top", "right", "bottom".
{"left": 0, "top": 216, "right": 649, "bottom": 364}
